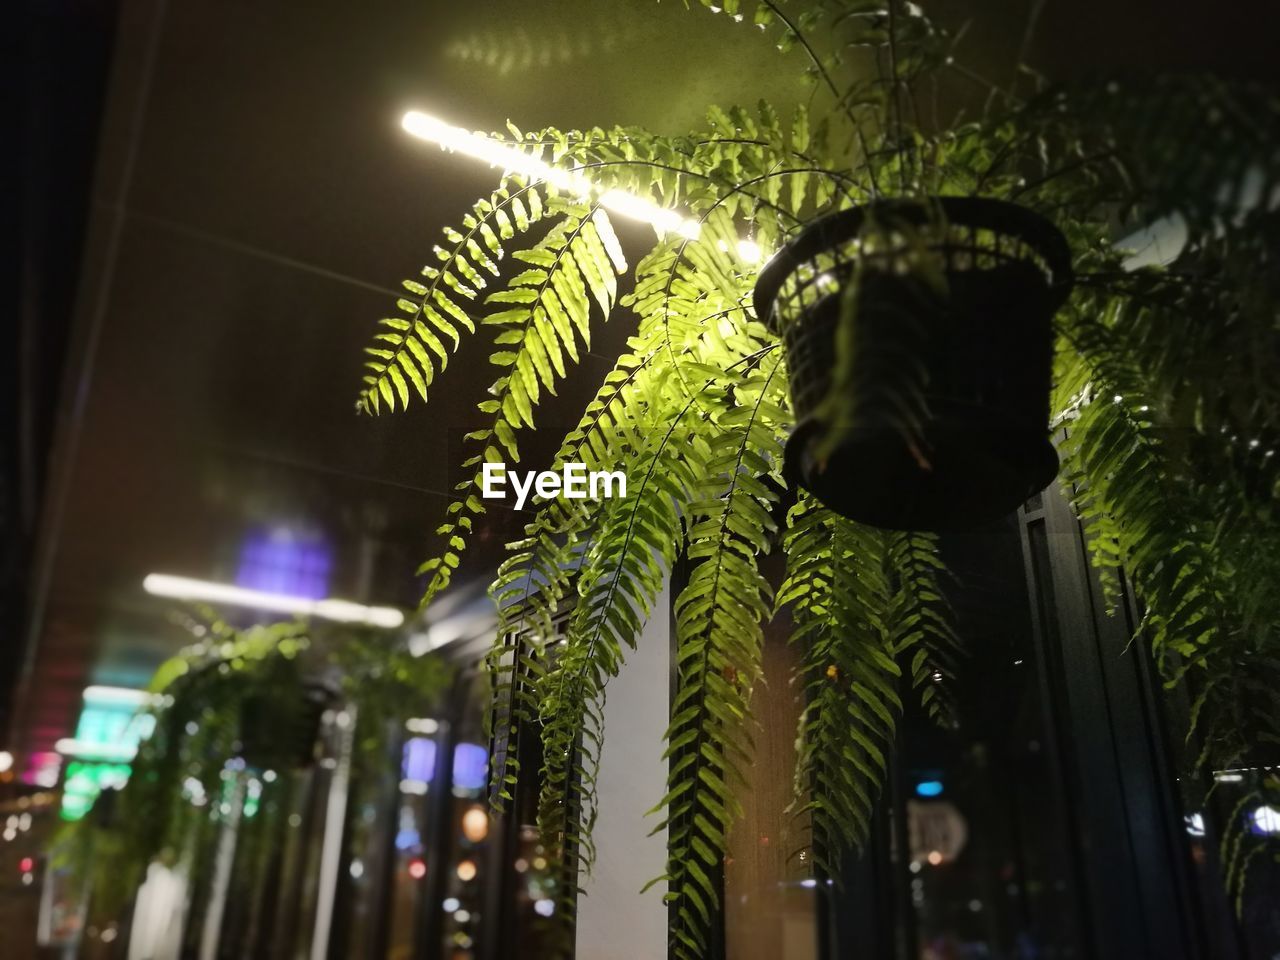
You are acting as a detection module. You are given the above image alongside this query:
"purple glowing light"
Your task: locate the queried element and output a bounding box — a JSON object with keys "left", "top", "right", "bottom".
{"left": 22, "top": 751, "right": 61, "bottom": 787}
{"left": 236, "top": 528, "right": 332, "bottom": 600}
{"left": 402, "top": 737, "right": 437, "bottom": 783}
{"left": 452, "top": 743, "right": 488, "bottom": 792}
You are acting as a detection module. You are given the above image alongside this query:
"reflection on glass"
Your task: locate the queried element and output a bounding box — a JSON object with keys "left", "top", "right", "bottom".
{"left": 1191, "top": 770, "right": 1280, "bottom": 958}
{"left": 899, "top": 524, "right": 1082, "bottom": 959}
{"left": 725, "top": 631, "right": 819, "bottom": 960}
{"left": 386, "top": 726, "right": 437, "bottom": 957}
{"left": 435, "top": 741, "right": 487, "bottom": 960}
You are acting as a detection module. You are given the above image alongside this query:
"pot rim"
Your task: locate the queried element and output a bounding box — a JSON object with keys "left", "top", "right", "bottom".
{"left": 752, "top": 196, "right": 1074, "bottom": 331}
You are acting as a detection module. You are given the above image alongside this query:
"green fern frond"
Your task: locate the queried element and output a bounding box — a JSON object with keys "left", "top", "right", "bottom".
{"left": 886, "top": 531, "right": 961, "bottom": 727}
{"left": 777, "top": 506, "right": 959, "bottom": 880}
{"left": 484, "top": 230, "right": 765, "bottom": 824}
{"left": 418, "top": 203, "right": 627, "bottom": 604}
{"left": 659, "top": 355, "right": 786, "bottom": 960}
{"left": 779, "top": 499, "right": 898, "bottom": 878}
{"left": 1057, "top": 295, "right": 1227, "bottom": 668}
{"left": 488, "top": 345, "right": 659, "bottom": 655}
{"left": 534, "top": 399, "right": 701, "bottom": 929}
{"left": 357, "top": 177, "right": 549, "bottom": 415}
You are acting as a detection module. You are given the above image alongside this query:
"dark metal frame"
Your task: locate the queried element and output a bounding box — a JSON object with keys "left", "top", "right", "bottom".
{"left": 1016, "top": 477, "right": 1236, "bottom": 959}
{"left": 811, "top": 477, "right": 1242, "bottom": 958}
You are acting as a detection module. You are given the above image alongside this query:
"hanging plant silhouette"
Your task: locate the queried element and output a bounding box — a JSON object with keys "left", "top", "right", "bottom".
{"left": 356, "top": 0, "right": 1280, "bottom": 950}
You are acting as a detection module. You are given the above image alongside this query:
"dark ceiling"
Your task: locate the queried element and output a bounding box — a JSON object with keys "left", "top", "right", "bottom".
{"left": 10, "top": 0, "right": 811, "bottom": 759}
{"left": 11, "top": 0, "right": 1280, "bottom": 761}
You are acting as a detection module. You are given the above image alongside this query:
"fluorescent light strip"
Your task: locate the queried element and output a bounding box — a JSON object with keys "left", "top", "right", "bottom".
{"left": 83, "top": 685, "right": 154, "bottom": 707}
{"left": 55, "top": 738, "right": 138, "bottom": 762}
{"left": 143, "top": 574, "right": 405, "bottom": 629}
{"left": 401, "top": 110, "right": 702, "bottom": 239}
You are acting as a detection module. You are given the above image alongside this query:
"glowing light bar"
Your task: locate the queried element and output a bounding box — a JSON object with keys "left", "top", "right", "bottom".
{"left": 716, "top": 237, "right": 769, "bottom": 264}
{"left": 597, "top": 189, "right": 698, "bottom": 239}
{"left": 55, "top": 739, "right": 137, "bottom": 762}
{"left": 402, "top": 111, "right": 577, "bottom": 190}
{"left": 83, "top": 685, "right": 153, "bottom": 707}
{"left": 142, "top": 574, "right": 404, "bottom": 628}
{"left": 401, "top": 110, "right": 701, "bottom": 239}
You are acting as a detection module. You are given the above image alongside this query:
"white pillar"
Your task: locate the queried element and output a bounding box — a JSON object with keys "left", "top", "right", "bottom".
{"left": 310, "top": 705, "right": 356, "bottom": 960}
{"left": 197, "top": 775, "right": 245, "bottom": 960}
{"left": 575, "top": 578, "right": 671, "bottom": 960}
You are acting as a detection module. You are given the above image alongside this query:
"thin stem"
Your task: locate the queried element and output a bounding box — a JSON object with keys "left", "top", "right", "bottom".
{"left": 1012, "top": 0, "right": 1046, "bottom": 100}
{"left": 656, "top": 165, "right": 861, "bottom": 408}
{"left": 885, "top": 0, "right": 910, "bottom": 193}
{"left": 758, "top": 0, "right": 884, "bottom": 197}
{"left": 1011, "top": 150, "right": 1120, "bottom": 197}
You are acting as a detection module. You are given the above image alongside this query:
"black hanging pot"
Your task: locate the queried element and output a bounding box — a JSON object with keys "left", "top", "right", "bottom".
{"left": 239, "top": 679, "right": 336, "bottom": 771}
{"left": 753, "top": 196, "right": 1073, "bottom": 531}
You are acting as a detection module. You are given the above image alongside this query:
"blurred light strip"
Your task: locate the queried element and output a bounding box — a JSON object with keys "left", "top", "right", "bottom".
{"left": 55, "top": 738, "right": 137, "bottom": 762}
{"left": 400, "top": 110, "right": 701, "bottom": 239}
{"left": 83, "top": 685, "right": 153, "bottom": 707}
{"left": 142, "top": 574, "right": 405, "bottom": 628}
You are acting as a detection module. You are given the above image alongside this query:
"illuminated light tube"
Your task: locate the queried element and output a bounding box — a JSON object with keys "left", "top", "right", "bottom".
{"left": 597, "top": 189, "right": 699, "bottom": 239}
{"left": 402, "top": 111, "right": 580, "bottom": 191}
{"left": 55, "top": 739, "right": 138, "bottom": 762}
{"left": 142, "top": 574, "right": 405, "bottom": 628}
{"left": 83, "top": 685, "right": 154, "bottom": 707}
{"left": 735, "top": 238, "right": 764, "bottom": 263}
{"left": 400, "top": 110, "right": 701, "bottom": 239}
{"left": 716, "top": 237, "right": 767, "bottom": 264}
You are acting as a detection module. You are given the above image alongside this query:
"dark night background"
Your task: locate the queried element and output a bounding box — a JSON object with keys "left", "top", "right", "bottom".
{"left": 8, "top": 0, "right": 1280, "bottom": 798}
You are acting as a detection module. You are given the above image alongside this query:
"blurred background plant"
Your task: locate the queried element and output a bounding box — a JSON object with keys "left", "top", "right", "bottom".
{"left": 50, "top": 615, "right": 451, "bottom": 928}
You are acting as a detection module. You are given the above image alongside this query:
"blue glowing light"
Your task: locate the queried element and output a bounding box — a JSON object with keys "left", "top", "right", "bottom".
{"left": 402, "top": 738, "right": 437, "bottom": 783}
{"left": 452, "top": 743, "right": 488, "bottom": 791}
{"left": 915, "top": 780, "right": 944, "bottom": 798}
{"left": 395, "top": 828, "right": 422, "bottom": 851}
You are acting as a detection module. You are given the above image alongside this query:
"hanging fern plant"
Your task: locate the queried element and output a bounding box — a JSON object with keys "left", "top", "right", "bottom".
{"left": 51, "top": 619, "right": 451, "bottom": 926}
{"left": 356, "top": 0, "right": 1279, "bottom": 951}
